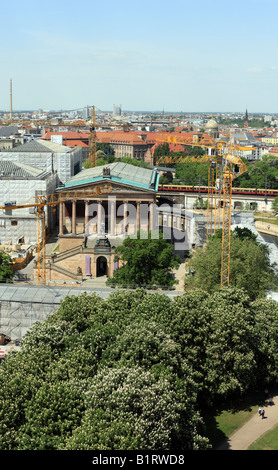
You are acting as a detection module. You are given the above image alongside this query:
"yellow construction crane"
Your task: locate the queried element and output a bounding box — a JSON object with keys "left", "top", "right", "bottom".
{"left": 0, "top": 184, "right": 112, "bottom": 285}
{"left": 154, "top": 133, "right": 252, "bottom": 287}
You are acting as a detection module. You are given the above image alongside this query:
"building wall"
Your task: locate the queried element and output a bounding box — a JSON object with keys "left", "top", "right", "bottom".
{"left": 262, "top": 137, "right": 278, "bottom": 145}
{"left": 0, "top": 147, "right": 82, "bottom": 184}
{"left": 0, "top": 173, "right": 58, "bottom": 244}
{"left": 41, "top": 251, "right": 115, "bottom": 281}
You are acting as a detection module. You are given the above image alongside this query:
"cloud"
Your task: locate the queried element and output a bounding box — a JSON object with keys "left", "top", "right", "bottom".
{"left": 246, "top": 67, "right": 263, "bottom": 73}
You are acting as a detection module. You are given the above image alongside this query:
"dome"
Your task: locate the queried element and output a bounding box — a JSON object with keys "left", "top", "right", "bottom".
{"left": 205, "top": 118, "right": 218, "bottom": 129}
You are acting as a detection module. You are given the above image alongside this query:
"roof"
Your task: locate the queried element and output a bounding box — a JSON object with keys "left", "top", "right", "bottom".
{"left": 63, "top": 140, "right": 89, "bottom": 147}
{"left": 4, "top": 139, "right": 72, "bottom": 154}
{"left": 0, "top": 284, "right": 94, "bottom": 304}
{"left": 0, "top": 126, "right": 18, "bottom": 137}
{"left": 97, "top": 131, "right": 148, "bottom": 146}
{"left": 205, "top": 119, "right": 219, "bottom": 129}
{"left": 58, "top": 162, "right": 159, "bottom": 192}
{"left": 41, "top": 131, "right": 89, "bottom": 140}
{"left": 0, "top": 284, "right": 182, "bottom": 305}
{"left": 0, "top": 161, "right": 46, "bottom": 178}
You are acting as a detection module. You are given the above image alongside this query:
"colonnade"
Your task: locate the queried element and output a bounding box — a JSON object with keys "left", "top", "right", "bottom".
{"left": 58, "top": 198, "right": 156, "bottom": 237}
{"left": 58, "top": 196, "right": 189, "bottom": 239}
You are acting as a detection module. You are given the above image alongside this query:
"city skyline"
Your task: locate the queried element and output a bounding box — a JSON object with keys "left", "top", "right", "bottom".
{"left": 1, "top": 0, "right": 278, "bottom": 113}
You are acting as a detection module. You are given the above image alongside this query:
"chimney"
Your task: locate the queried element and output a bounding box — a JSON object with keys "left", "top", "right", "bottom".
{"left": 10, "top": 79, "right": 12, "bottom": 119}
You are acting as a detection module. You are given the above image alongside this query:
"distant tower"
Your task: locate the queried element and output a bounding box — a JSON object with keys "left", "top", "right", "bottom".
{"left": 10, "top": 79, "right": 12, "bottom": 118}
{"left": 244, "top": 109, "right": 248, "bottom": 128}
{"left": 113, "top": 104, "right": 122, "bottom": 116}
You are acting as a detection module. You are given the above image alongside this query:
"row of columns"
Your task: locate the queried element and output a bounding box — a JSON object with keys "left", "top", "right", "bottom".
{"left": 59, "top": 199, "right": 155, "bottom": 236}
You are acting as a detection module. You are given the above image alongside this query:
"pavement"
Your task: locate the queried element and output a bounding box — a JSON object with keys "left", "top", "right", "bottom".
{"left": 216, "top": 395, "right": 278, "bottom": 450}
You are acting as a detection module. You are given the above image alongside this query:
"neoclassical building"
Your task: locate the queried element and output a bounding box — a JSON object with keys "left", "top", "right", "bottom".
{"left": 45, "top": 162, "right": 160, "bottom": 281}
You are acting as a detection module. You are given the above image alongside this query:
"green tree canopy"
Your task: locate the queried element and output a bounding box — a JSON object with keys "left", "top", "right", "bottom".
{"left": 106, "top": 231, "right": 181, "bottom": 289}
{"left": 0, "top": 252, "right": 14, "bottom": 283}
{"left": 234, "top": 156, "right": 278, "bottom": 189}
{"left": 186, "top": 229, "right": 276, "bottom": 300}
{"left": 174, "top": 161, "right": 209, "bottom": 186}
{"left": 272, "top": 196, "right": 278, "bottom": 212}
{"left": 2, "top": 286, "right": 278, "bottom": 449}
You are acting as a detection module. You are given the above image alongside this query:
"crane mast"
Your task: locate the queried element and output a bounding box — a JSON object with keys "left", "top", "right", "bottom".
{"left": 154, "top": 133, "right": 250, "bottom": 287}
{"left": 89, "top": 106, "right": 97, "bottom": 168}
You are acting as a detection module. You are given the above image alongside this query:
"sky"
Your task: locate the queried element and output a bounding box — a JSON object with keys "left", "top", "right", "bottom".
{"left": 1, "top": 0, "right": 278, "bottom": 113}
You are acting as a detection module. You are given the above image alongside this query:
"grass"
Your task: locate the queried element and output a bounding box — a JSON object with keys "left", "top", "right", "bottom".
{"left": 202, "top": 390, "right": 267, "bottom": 449}
{"left": 255, "top": 217, "right": 278, "bottom": 226}
{"left": 248, "top": 424, "right": 278, "bottom": 450}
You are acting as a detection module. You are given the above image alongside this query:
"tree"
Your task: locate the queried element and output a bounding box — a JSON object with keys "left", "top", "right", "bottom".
{"left": 3, "top": 287, "right": 278, "bottom": 449}
{"left": 48, "top": 292, "right": 105, "bottom": 333}
{"left": 234, "top": 157, "right": 278, "bottom": 189}
{"left": 188, "top": 146, "right": 206, "bottom": 157}
{"left": 62, "top": 367, "right": 208, "bottom": 450}
{"left": 159, "top": 175, "right": 169, "bottom": 185}
{"left": 106, "top": 231, "right": 181, "bottom": 289}
{"left": 203, "top": 288, "right": 257, "bottom": 401}
{"left": 119, "top": 156, "right": 149, "bottom": 168}
{"left": 272, "top": 196, "right": 278, "bottom": 213}
{"left": 153, "top": 143, "right": 171, "bottom": 165}
{"left": 83, "top": 143, "right": 116, "bottom": 168}
{"left": 175, "top": 161, "right": 209, "bottom": 186}
{"left": 186, "top": 229, "right": 276, "bottom": 300}
{"left": 15, "top": 382, "right": 85, "bottom": 450}
{"left": 251, "top": 297, "right": 278, "bottom": 385}
{"left": 170, "top": 289, "right": 212, "bottom": 392}
{"left": 0, "top": 252, "right": 14, "bottom": 283}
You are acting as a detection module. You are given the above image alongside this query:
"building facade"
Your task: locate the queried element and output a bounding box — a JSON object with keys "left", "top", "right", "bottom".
{"left": 0, "top": 139, "right": 83, "bottom": 185}
{"left": 44, "top": 162, "right": 161, "bottom": 281}
{"left": 96, "top": 131, "right": 149, "bottom": 161}
{"left": 0, "top": 161, "right": 58, "bottom": 244}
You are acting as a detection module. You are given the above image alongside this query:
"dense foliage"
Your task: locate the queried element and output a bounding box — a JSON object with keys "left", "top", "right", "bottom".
{"left": 186, "top": 228, "right": 276, "bottom": 300}
{"left": 233, "top": 157, "right": 278, "bottom": 189}
{"left": 0, "top": 251, "right": 14, "bottom": 283}
{"left": 1, "top": 285, "right": 278, "bottom": 450}
{"left": 106, "top": 231, "right": 181, "bottom": 289}
{"left": 218, "top": 117, "right": 266, "bottom": 128}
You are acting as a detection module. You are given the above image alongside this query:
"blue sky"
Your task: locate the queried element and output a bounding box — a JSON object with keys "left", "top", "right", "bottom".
{"left": 1, "top": 0, "right": 278, "bottom": 113}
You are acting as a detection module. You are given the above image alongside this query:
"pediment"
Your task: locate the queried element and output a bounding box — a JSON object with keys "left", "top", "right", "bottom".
{"left": 59, "top": 179, "right": 155, "bottom": 197}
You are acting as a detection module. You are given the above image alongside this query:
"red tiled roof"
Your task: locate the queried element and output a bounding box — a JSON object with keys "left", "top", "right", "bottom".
{"left": 96, "top": 131, "right": 147, "bottom": 145}
{"left": 64, "top": 140, "right": 89, "bottom": 147}
{"left": 41, "top": 131, "right": 89, "bottom": 140}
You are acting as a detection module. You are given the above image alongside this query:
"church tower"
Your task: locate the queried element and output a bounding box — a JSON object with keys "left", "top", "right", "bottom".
{"left": 244, "top": 109, "right": 248, "bottom": 128}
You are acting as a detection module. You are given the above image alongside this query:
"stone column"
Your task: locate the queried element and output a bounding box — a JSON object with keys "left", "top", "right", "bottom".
{"left": 110, "top": 198, "right": 116, "bottom": 236}
{"left": 72, "top": 200, "right": 76, "bottom": 234}
{"left": 59, "top": 201, "right": 64, "bottom": 235}
{"left": 123, "top": 200, "right": 128, "bottom": 234}
{"left": 97, "top": 200, "right": 102, "bottom": 234}
{"left": 149, "top": 202, "right": 154, "bottom": 232}
{"left": 85, "top": 201, "right": 89, "bottom": 228}
{"left": 136, "top": 202, "right": 140, "bottom": 233}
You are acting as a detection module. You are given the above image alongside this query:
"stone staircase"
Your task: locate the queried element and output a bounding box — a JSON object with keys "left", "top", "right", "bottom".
{"left": 49, "top": 263, "right": 80, "bottom": 280}
{"left": 49, "top": 245, "right": 82, "bottom": 263}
